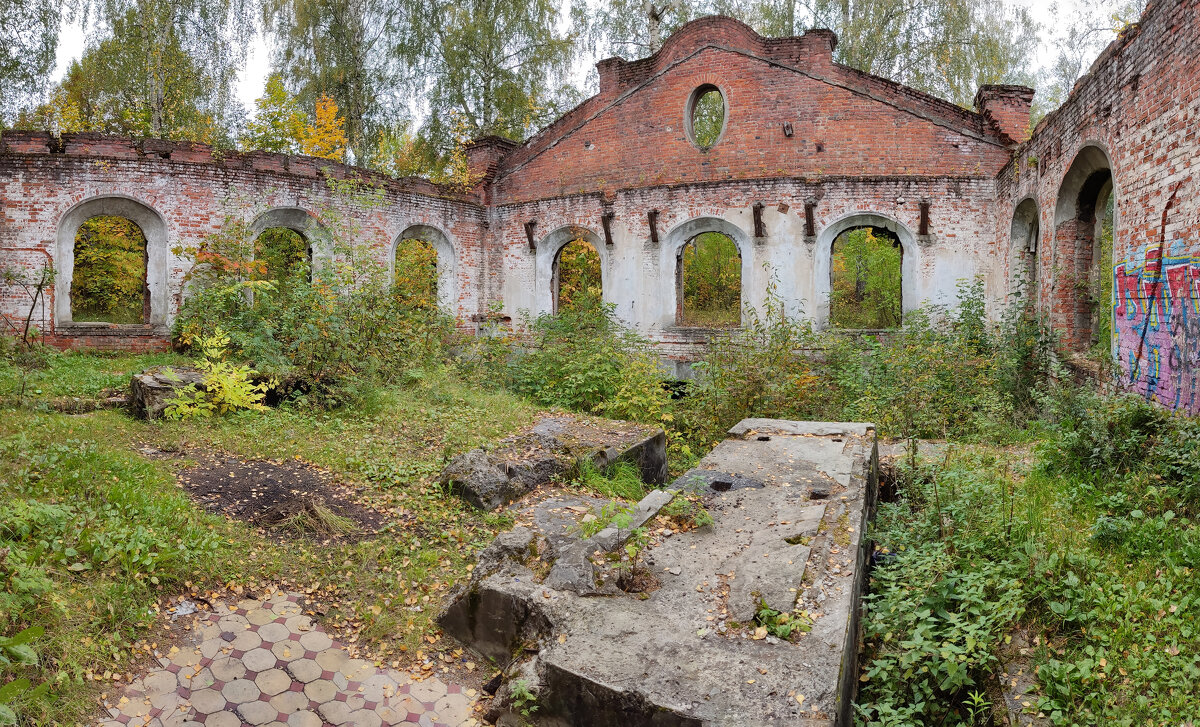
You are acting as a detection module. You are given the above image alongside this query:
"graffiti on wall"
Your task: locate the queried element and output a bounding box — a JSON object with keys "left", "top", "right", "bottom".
{"left": 1114, "top": 240, "right": 1200, "bottom": 411}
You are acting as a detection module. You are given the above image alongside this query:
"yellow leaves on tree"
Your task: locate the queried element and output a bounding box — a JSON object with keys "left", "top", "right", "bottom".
{"left": 301, "top": 95, "right": 349, "bottom": 162}
{"left": 245, "top": 77, "right": 348, "bottom": 162}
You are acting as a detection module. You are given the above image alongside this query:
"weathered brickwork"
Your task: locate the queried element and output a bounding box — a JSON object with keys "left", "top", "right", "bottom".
{"left": 995, "top": 0, "right": 1200, "bottom": 410}
{"left": 3, "top": 3, "right": 1200, "bottom": 410}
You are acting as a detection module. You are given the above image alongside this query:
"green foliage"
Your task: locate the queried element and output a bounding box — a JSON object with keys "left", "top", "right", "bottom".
{"left": 164, "top": 329, "right": 270, "bottom": 420}
{"left": 555, "top": 238, "right": 602, "bottom": 312}
{"left": 680, "top": 232, "right": 741, "bottom": 327}
{"left": 501, "top": 301, "right": 669, "bottom": 424}
{"left": 679, "top": 274, "right": 820, "bottom": 446}
{"left": 173, "top": 199, "right": 454, "bottom": 407}
{"left": 660, "top": 493, "right": 712, "bottom": 530}
{"left": 577, "top": 461, "right": 647, "bottom": 502}
{"left": 830, "top": 228, "right": 901, "bottom": 330}
{"left": 690, "top": 88, "right": 724, "bottom": 149}
{"left": 0, "top": 625, "right": 49, "bottom": 727}
{"left": 393, "top": 238, "right": 439, "bottom": 309}
{"left": 828, "top": 278, "right": 1052, "bottom": 441}
{"left": 70, "top": 216, "right": 146, "bottom": 324}
{"left": 753, "top": 602, "right": 809, "bottom": 639}
{"left": 508, "top": 678, "right": 538, "bottom": 720}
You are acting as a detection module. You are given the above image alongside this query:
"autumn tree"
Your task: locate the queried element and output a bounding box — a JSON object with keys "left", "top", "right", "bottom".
{"left": 0, "top": 0, "right": 61, "bottom": 123}
{"left": 300, "top": 95, "right": 348, "bottom": 161}
{"left": 245, "top": 73, "right": 306, "bottom": 153}
{"left": 243, "top": 79, "right": 348, "bottom": 161}
{"left": 21, "top": 5, "right": 231, "bottom": 142}
{"left": 262, "top": 0, "right": 407, "bottom": 163}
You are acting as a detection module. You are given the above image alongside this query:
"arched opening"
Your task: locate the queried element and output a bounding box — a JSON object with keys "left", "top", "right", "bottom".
{"left": 553, "top": 236, "right": 603, "bottom": 313}
{"left": 393, "top": 225, "right": 455, "bottom": 311}
{"left": 253, "top": 227, "right": 310, "bottom": 284}
{"left": 1011, "top": 198, "right": 1040, "bottom": 305}
{"left": 829, "top": 226, "right": 902, "bottom": 329}
{"left": 394, "top": 237, "right": 439, "bottom": 308}
{"left": 687, "top": 84, "right": 727, "bottom": 151}
{"left": 56, "top": 196, "right": 168, "bottom": 328}
{"left": 677, "top": 231, "right": 741, "bottom": 327}
{"left": 69, "top": 216, "right": 149, "bottom": 324}
{"left": 1054, "top": 146, "right": 1115, "bottom": 352}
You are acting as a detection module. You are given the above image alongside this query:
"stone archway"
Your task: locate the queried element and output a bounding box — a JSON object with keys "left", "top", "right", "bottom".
{"left": 813, "top": 212, "right": 918, "bottom": 330}
{"left": 1010, "top": 197, "right": 1041, "bottom": 306}
{"left": 1053, "top": 144, "right": 1116, "bottom": 351}
{"left": 55, "top": 195, "right": 170, "bottom": 328}
{"left": 662, "top": 217, "right": 754, "bottom": 329}
{"left": 534, "top": 226, "right": 608, "bottom": 316}
{"left": 392, "top": 224, "right": 458, "bottom": 310}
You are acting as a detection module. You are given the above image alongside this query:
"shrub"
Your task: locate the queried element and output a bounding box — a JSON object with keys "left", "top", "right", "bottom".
{"left": 164, "top": 329, "right": 269, "bottom": 419}
{"left": 678, "top": 274, "right": 820, "bottom": 446}
{"left": 172, "top": 195, "right": 454, "bottom": 406}
{"left": 504, "top": 301, "right": 668, "bottom": 424}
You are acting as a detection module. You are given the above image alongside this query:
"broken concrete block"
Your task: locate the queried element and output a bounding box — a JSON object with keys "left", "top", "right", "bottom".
{"left": 130, "top": 366, "right": 205, "bottom": 419}
{"left": 440, "top": 415, "right": 669, "bottom": 510}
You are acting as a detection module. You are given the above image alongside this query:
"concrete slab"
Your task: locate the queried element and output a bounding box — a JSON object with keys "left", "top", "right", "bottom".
{"left": 439, "top": 419, "right": 878, "bottom": 727}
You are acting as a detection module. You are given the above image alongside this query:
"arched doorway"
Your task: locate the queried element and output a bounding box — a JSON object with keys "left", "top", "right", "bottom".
{"left": 814, "top": 213, "right": 917, "bottom": 330}
{"left": 70, "top": 216, "right": 149, "bottom": 324}
{"left": 394, "top": 237, "right": 439, "bottom": 307}
{"left": 828, "top": 226, "right": 902, "bottom": 329}
{"left": 1011, "top": 198, "right": 1040, "bottom": 306}
{"left": 55, "top": 196, "right": 170, "bottom": 327}
{"left": 677, "top": 231, "right": 742, "bottom": 327}
{"left": 1054, "top": 146, "right": 1116, "bottom": 352}
{"left": 253, "top": 227, "right": 309, "bottom": 284}
{"left": 553, "top": 236, "right": 603, "bottom": 313}
{"left": 392, "top": 225, "right": 456, "bottom": 310}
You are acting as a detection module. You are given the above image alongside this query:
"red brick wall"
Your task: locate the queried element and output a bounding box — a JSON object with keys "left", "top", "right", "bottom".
{"left": 994, "top": 0, "right": 1200, "bottom": 409}
{"left": 0, "top": 134, "right": 486, "bottom": 348}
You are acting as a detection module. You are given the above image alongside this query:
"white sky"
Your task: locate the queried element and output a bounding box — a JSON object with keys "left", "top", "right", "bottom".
{"left": 49, "top": 0, "right": 1085, "bottom": 120}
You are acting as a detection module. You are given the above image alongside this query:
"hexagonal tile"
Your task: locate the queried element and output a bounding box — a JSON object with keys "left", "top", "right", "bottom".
{"left": 271, "top": 640, "right": 301, "bottom": 662}
{"left": 358, "top": 673, "right": 399, "bottom": 703}
{"left": 258, "top": 622, "right": 291, "bottom": 643}
{"left": 270, "top": 690, "right": 310, "bottom": 715}
{"left": 231, "top": 629, "right": 264, "bottom": 651}
{"left": 237, "top": 598, "right": 264, "bottom": 612}
{"left": 238, "top": 698, "right": 278, "bottom": 725}
{"left": 284, "top": 614, "right": 314, "bottom": 632}
{"left": 187, "top": 688, "right": 226, "bottom": 715}
{"left": 247, "top": 607, "right": 279, "bottom": 626}
{"left": 434, "top": 693, "right": 473, "bottom": 723}
{"left": 408, "top": 678, "right": 445, "bottom": 703}
{"left": 179, "top": 666, "right": 215, "bottom": 691}
{"left": 303, "top": 678, "right": 337, "bottom": 703}
{"left": 346, "top": 708, "right": 383, "bottom": 727}
{"left": 255, "top": 668, "right": 293, "bottom": 696}
{"left": 143, "top": 669, "right": 178, "bottom": 696}
{"left": 243, "top": 647, "right": 278, "bottom": 672}
{"left": 222, "top": 677, "right": 262, "bottom": 704}
{"left": 287, "top": 710, "right": 323, "bottom": 727}
{"left": 287, "top": 658, "right": 322, "bottom": 683}
{"left": 208, "top": 711, "right": 243, "bottom": 727}
{"left": 218, "top": 614, "right": 250, "bottom": 631}
{"left": 314, "top": 646, "right": 348, "bottom": 672}
{"left": 211, "top": 654, "right": 247, "bottom": 682}
{"left": 168, "top": 647, "right": 203, "bottom": 668}
{"left": 272, "top": 601, "right": 303, "bottom": 617}
{"left": 298, "top": 630, "right": 332, "bottom": 652}
{"left": 339, "top": 659, "right": 374, "bottom": 681}
{"left": 318, "top": 698, "right": 352, "bottom": 725}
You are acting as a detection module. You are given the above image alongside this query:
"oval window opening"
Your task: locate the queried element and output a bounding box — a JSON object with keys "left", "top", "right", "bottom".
{"left": 689, "top": 86, "right": 725, "bottom": 151}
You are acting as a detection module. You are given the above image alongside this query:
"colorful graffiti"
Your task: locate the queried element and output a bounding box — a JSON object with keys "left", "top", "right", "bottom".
{"left": 1114, "top": 240, "right": 1200, "bottom": 411}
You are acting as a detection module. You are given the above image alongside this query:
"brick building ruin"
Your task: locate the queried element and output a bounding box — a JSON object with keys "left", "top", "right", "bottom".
{"left": 2, "top": 0, "right": 1198, "bottom": 408}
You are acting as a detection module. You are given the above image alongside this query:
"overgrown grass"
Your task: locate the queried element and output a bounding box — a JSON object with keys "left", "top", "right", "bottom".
{"left": 0, "top": 353, "right": 535, "bottom": 724}
{"left": 856, "top": 390, "right": 1200, "bottom": 725}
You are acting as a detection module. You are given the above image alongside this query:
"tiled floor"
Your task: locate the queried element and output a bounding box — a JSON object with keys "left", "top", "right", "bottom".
{"left": 98, "top": 592, "right": 479, "bottom": 727}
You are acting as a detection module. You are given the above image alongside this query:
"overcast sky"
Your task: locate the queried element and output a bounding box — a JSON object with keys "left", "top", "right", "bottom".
{"left": 48, "top": 0, "right": 1094, "bottom": 118}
